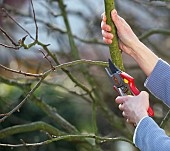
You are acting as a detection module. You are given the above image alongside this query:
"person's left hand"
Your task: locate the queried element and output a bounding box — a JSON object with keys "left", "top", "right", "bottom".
{"left": 115, "top": 91, "right": 149, "bottom": 125}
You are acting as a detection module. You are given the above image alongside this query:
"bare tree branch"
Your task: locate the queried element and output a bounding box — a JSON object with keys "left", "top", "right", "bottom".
{"left": 0, "top": 134, "right": 134, "bottom": 148}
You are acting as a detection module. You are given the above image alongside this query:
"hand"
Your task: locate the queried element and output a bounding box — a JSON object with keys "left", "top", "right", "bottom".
{"left": 101, "top": 9, "right": 140, "bottom": 56}
{"left": 115, "top": 91, "right": 149, "bottom": 125}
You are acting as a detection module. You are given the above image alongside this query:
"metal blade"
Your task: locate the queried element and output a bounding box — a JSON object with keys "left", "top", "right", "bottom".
{"left": 105, "top": 67, "right": 112, "bottom": 77}
{"left": 108, "top": 59, "right": 119, "bottom": 74}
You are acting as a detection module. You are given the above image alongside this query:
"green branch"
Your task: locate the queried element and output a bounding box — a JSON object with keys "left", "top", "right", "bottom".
{"left": 0, "top": 121, "right": 64, "bottom": 139}
{"left": 139, "top": 28, "right": 170, "bottom": 41}
{"left": 58, "top": 0, "right": 79, "bottom": 59}
{"left": 104, "top": 0, "right": 124, "bottom": 71}
{"left": 54, "top": 59, "right": 108, "bottom": 69}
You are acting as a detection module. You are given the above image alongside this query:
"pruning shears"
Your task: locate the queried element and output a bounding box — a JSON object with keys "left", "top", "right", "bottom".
{"left": 105, "top": 59, "right": 154, "bottom": 117}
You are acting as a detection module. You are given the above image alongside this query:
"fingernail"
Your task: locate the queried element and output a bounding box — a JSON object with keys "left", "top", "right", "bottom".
{"left": 112, "top": 9, "right": 117, "bottom": 15}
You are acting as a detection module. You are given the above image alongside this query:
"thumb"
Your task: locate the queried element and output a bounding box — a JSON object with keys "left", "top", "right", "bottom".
{"left": 111, "top": 9, "right": 119, "bottom": 29}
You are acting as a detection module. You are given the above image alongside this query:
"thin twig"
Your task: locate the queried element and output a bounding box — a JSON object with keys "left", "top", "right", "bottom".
{"left": 2, "top": 8, "right": 35, "bottom": 40}
{"left": 41, "top": 2, "right": 62, "bottom": 17}
{"left": 0, "top": 73, "right": 49, "bottom": 123}
{"left": 0, "top": 43, "right": 20, "bottom": 49}
{"left": 0, "top": 64, "right": 43, "bottom": 77}
{"left": 39, "top": 50, "right": 55, "bottom": 70}
{"left": 0, "top": 26, "right": 19, "bottom": 46}
{"left": 30, "top": 0, "right": 38, "bottom": 41}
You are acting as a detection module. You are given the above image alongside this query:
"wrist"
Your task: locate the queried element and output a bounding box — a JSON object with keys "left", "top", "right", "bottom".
{"left": 130, "top": 40, "right": 144, "bottom": 58}
{"left": 129, "top": 41, "right": 159, "bottom": 76}
{"left": 135, "top": 112, "right": 148, "bottom": 125}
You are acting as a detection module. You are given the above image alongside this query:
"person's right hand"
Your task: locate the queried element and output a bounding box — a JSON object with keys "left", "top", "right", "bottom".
{"left": 101, "top": 9, "right": 140, "bottom": 56}
{"left": 115, "top": 91, "right": 149, "bottom": 125}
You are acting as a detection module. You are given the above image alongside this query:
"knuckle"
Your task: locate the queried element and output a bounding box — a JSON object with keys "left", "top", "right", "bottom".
{"left": 103, "top": 37, "right": 112, "bottom": 44}
{"left": 102, "top": 30, "right": 113, "bottom": 39}
{"left": 140, "top": 91, "right": 149, "bottom": 97}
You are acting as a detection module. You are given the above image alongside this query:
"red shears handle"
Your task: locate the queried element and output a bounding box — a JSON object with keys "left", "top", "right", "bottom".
{"left": 120, "top": 72, "right": 154, "bottom": 117}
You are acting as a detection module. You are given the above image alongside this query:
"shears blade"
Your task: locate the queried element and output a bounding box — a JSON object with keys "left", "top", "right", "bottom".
{"left": 108, "top": 59, "right": 120, "bottom": 74}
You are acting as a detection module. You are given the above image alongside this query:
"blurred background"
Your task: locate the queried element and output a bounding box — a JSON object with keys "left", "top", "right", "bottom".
{"left": 0, "top": 0, "right": 170, "bottom": 151}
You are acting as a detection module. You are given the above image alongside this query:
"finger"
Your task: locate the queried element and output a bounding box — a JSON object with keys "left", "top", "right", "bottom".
{"left": 118, "top": 40, "right": 123, "bottom": 50}
{"left": 103, "top": 37, "right": 112, "bottom": 44}
{"left": 118, "top": 103, "right": 124, "bottom": 111}
{"left": 102, "top": 30, "right": 113, "bottom": 39}
{"left": 111, "top": 9, "right": 119, "bottom": 28}
{"left": 115, "top": 96, "right": 127, "bottom": 104}
{"left": 101, "top": 21, "right": 112, "bottom": 31}
{"left": 122, "top": 111, "right": 128, "bottom": 118}
{"left": 101, "top": 12, "right": 106, "bottom": 22}
{"left": 126, "top": 119, "right": 136, "bottom": 127}
{"left": 140, "top": 91, "right": 149, "bottom": 98}
{"left": 126, "top": 119, "right": 135, "bottom": 125}
{"left": 126, "top": 119, "right": 130, "bottom": 123}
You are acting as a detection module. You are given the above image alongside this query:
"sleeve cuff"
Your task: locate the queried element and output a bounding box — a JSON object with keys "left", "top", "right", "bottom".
{"left": 133, "top": 116, "right": 148, "bottom": 144}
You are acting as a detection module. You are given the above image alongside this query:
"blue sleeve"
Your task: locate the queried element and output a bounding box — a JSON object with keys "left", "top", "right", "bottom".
{"left": 135, "top": 117, "right": 170, "bottom": 151}
{"left": 134, "top": 59, "right": 170, "bottom": 151}
{"left": 144, "top": 59, "right": 170, "bottom": 107}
